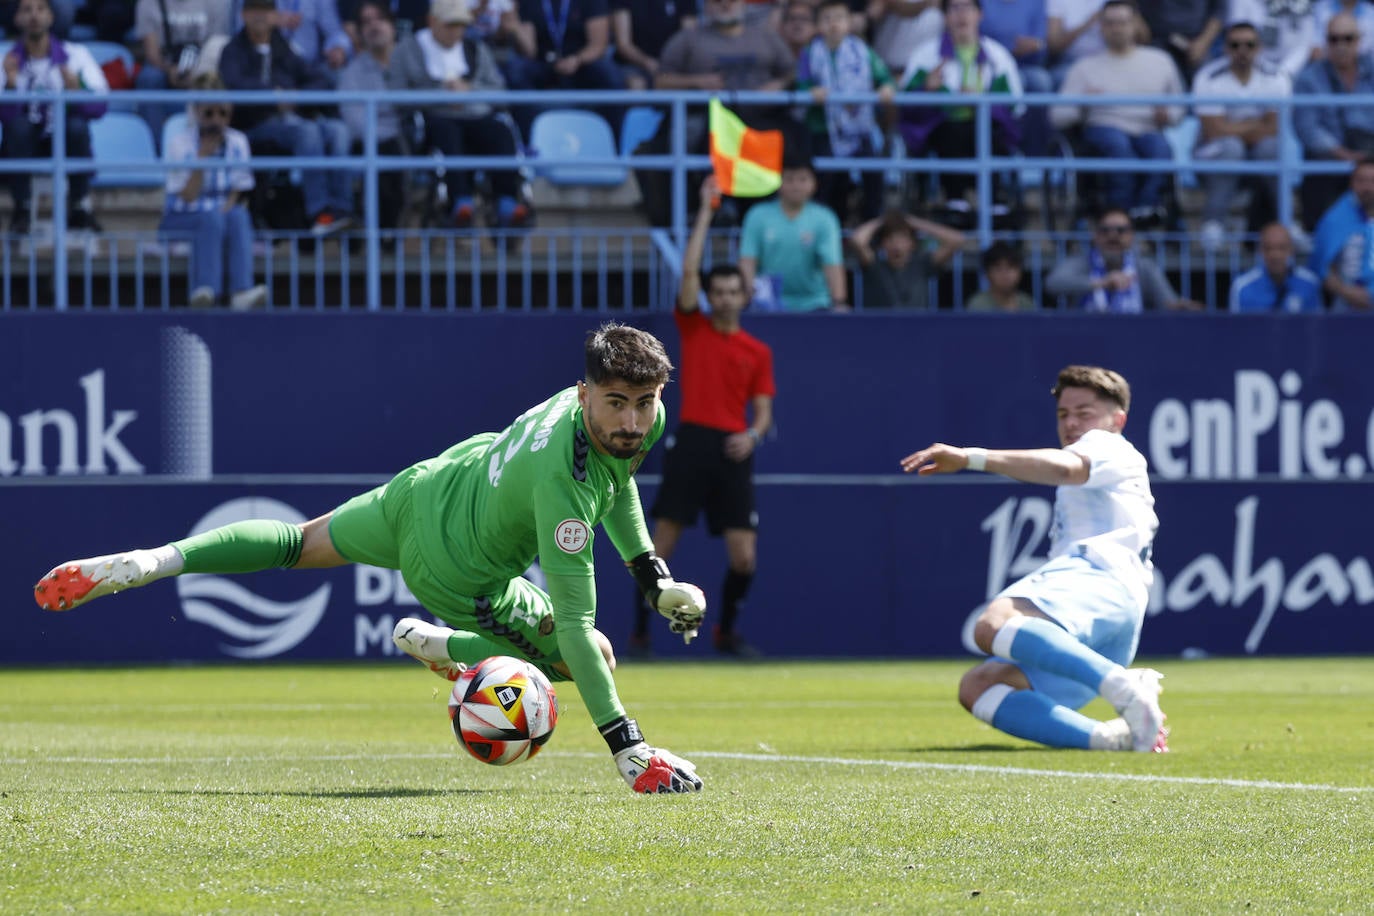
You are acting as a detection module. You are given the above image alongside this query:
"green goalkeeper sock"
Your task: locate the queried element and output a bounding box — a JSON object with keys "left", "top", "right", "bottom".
{"left": 171, "top": 520, "right": 305, "bottom": 574}
{"left": 445, "top": 630, "right": 517, "bottom": 666}
{"left": 445, "top": 631, "right": 570, "bottom": 683}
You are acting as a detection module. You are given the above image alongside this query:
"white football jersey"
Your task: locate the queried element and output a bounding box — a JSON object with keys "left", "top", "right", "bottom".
{"left": 1049, "top": 428, "right": 1158, "bottom": 607}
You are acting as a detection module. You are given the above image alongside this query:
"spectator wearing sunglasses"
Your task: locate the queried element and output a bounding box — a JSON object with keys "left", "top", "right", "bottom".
{"left": 1045, "top": 208, "right": 1202, "bottom": 311}
{"left": 1313, "top": 0, "right": 1374, "bottom": 58}
{"left": 1294, "top": 11, "right": 1374, "bottom": 229}
{"left": 160, "top": 73, "right": 269, "bottom": 309}
{"left": 1192, "top": 20, "right": 1289, "bottom": 251}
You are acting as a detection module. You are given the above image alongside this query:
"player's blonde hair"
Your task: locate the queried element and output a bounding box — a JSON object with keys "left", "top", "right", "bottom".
{"left": 1052, "top": 365, "right": 1131, "bottom": 412}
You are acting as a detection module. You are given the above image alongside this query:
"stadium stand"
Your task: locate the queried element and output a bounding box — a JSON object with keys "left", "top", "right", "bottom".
{"left": 0, "top": 82, "right": 1338, "bottom": 310}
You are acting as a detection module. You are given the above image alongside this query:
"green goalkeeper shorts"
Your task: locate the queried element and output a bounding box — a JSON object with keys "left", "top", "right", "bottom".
{"left": 327, "top": 465, "right": 565, "bottom": 667}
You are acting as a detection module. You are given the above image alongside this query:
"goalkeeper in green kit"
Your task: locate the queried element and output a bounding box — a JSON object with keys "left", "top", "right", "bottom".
{"left": 33, "top": 323, "right": 707, "bottom": 794}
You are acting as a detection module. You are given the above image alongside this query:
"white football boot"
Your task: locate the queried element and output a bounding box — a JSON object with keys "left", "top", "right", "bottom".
{"left": 1090, "top": 716, "right": 1168, "bottom": 752}
{"left": 392, "top": 617, "right": 468, "bottom": 681}
{"left": 1105, "top": 668, "right": 1168, "bottom": 753}
{"left": 34, "top": 551, "right": 167, "bottom": 611}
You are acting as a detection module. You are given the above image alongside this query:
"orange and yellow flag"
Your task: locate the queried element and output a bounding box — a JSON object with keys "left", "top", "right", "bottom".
{"left": 708, "top": 98, "right": 783, "bottom": 198}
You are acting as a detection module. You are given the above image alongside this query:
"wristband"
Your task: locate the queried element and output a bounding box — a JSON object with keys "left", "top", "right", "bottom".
{"left": 599, "top": 716, "right": 645, "bottom": 754}
{"left": 965, "top": 447, "right": 987, "bottom": 472}
{"left": 628, "top": 551, "right": 670, "bottom": 600}
{"left": 746, "top": 428, "right": 761, "bottom": 444}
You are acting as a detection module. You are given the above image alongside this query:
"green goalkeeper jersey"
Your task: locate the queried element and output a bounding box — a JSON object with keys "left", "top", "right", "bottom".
{"left": 407, "top": 386, "right": 663, "bottom": 727}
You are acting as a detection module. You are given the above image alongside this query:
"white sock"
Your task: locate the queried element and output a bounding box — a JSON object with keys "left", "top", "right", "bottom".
{"left": 145, "top": 545, "right": 184, "bottom": 580}
{"left": 1089, "top": 718, "right": 1132, "bottom": 751}
{"left": 970, "top": 683, "right": 1014, "bottom": 725}
{"left": 1098, "top": 666, "right": 1133, "bottom": 710}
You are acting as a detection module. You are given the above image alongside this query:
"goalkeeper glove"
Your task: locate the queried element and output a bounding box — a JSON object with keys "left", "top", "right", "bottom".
{"left": 628, "top": 551, "right": 706, "bottom": 644}
{"left": 600, "top": 716, "right": 703, "bottom": 794}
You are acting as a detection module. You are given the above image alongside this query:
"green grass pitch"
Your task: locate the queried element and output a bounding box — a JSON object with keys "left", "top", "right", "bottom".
{"left": 2, "top": 657, "right": 1371, "bottom": 914}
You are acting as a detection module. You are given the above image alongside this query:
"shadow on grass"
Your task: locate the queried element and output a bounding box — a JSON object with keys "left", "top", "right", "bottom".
{"left": 899, "top": 744, "right": 1050, "bottom": 753}
{"left": 129, "top": 787, "right": 490, "bottom": 799}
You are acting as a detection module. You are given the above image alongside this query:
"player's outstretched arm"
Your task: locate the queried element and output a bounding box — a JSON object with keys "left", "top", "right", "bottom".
{"left": 627, "top": 551, "right": 706, "bottom": 644}
{"left": 901, "top": 443, "right": 1089, "bottom": 486}
{"left": 600, "top": 716, "right": 703, "bottom": 794}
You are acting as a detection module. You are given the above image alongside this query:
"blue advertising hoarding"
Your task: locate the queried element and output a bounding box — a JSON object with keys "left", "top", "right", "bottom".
{"left": 2, "top": 313, "right": 1370, "bottom": 664}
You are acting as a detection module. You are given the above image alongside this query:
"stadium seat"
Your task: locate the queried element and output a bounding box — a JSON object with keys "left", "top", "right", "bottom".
{"left": 161, "top": 111, "right": 190, "bottom": 157}
{"left": 529, "top": 110, "right": 626, "bottom": 187}
{"left": 90, "top": 112, "right": 164, "bottom": 189}
{"left": 1164, "top": 115, "right": 1200, "bottom": 189}
{"left": 1279, "top": 125, "right": 1304, "bottom": 189}
{"left": 619, "top": 105, "right": 664, "bottom": 157}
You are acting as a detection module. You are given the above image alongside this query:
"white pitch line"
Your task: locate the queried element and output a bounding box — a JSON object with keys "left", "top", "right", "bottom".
{"left": 691, "top": 751, "right": 1374, "bottom": 794}
{"left": 2, "top": 749, "right": 1369, "bottom": 795}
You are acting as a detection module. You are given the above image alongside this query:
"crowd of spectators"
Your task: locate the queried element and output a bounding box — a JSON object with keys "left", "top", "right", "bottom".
{"left": 4, "top": 0, "right": 1374, "bottom": 312}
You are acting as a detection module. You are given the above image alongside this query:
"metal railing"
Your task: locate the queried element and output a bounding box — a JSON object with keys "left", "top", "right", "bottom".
{"left": 0, "top": 87, "right": 1350, "bottom": 310}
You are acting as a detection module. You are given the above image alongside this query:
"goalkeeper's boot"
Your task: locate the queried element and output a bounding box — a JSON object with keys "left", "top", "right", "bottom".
{"left": 392, "top": 617, "right": 467, "bottom": 681}
{"left": 1109, "top": 668, "right": 1167, "bottom": 753}
{"left": 34, "top": 550, "right": 164, "bottom": 611}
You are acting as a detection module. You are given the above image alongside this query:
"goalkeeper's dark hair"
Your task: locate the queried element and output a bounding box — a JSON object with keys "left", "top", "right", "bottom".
{"left": 1052, "top": 365, "right": 1131, "bottom": 413}
{"left": 585, "top": 322, "right": 673, "bottom": 387}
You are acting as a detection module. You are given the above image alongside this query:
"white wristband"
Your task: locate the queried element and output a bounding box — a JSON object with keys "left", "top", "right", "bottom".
{"left": 965, "top": 447, "right": 987, "bottom": 472}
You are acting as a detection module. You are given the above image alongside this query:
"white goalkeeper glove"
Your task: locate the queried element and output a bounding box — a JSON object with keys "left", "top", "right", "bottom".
{"left": 629, "top": 552, "right": 706, "bottom": 644}
{"left": 601, "top": 716, "right": 703, "bottom": 794}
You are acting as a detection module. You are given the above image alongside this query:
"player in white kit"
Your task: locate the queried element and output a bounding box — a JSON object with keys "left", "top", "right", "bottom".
{"left": 901, "top": 365, "right": 1168, "bottom": 752}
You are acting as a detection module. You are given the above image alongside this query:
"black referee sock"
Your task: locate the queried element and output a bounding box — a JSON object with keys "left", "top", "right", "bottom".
{"left": 719, "top": 569, "right": 753, "bottom": 634}
{"left": 631, "top": 585, "right": 653, "bottom": 638}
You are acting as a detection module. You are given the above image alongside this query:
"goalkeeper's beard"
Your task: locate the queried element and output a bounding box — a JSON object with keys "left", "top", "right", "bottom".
{"left": 590, "top": 422, "right": 643, "bottom": 459}
{"left": 602, "top": 434, "right": 643, "bottom": 459}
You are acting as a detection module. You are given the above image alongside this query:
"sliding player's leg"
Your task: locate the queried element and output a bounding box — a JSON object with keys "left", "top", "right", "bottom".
{"left": 959, "top": 660, "right": 1137, "bottom": 751}
{"left": 967, "top": 556, "right": 1166, "bottom": 752}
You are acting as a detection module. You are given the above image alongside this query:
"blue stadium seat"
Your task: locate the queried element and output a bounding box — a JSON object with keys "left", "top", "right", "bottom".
{"left": 619, "top": 105, "right": 663, "bottom": 156}
{"left": 90, "top": 112, "right": 164, "bottom": 189}
{"left": 1164, "top": 115, "right": 1200, "bottom": 189}
{"left": 161, "top": 110, "right": 191, "bottom": 158}
{"left": 529, "top": 110, "right": 626, "bottom": 187}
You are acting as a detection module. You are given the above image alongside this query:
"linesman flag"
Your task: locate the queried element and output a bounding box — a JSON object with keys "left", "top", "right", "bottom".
{"left": 708, "top": 98, "right": 783, "bottom": 198}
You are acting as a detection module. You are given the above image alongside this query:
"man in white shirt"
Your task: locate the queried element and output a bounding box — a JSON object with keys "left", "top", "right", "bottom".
{"left": 1051, "top": 0, "right": 1184, "bottom": 220}
{"left": 1192, "top": 20, "right": 1289, "bottom": 251}
{"left": 900, "top": 364, "right": 1167, "bottom": 753}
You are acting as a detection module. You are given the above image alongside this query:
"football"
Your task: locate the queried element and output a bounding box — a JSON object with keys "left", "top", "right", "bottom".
{"left": 448, "top": 656, "right": 558, "bottom": 766}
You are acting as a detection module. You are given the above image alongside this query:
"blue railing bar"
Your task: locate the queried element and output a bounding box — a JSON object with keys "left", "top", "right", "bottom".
{"left": 1, "top": 86, "right": 1335, "bottom": 105}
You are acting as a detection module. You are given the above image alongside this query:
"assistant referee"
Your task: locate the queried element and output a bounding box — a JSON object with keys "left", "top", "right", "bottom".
{"left": 630, "top": 175, "right": 777, "bottom": 656}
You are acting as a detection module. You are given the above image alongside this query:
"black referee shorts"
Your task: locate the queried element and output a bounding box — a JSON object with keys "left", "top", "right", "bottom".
{"left": 650, "top": 423, "right": 757, "bottom": 535}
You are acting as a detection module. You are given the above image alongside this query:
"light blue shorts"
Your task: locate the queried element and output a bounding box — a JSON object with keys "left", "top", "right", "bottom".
{"left": 993, "top": 553, "right": 1144, "bottom": 710}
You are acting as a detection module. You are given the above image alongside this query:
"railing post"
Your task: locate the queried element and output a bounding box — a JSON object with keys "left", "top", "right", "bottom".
{"left": 1277, "top": 97, "right": 1296, "bottom": 230}
{"left": 53, "top": 90, "right": 69, "bottom": 309}
{"left": 975, "top": 95, "right": 993, "bottom": 248}
{"left": 670, "top": 96, "right": 688, "bottom": 253}
{"left": 363, "top": 96, "right": 381, "bottom": 311}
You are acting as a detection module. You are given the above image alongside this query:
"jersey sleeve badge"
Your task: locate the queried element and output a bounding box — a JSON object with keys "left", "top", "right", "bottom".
{"left": 553, "top": 519, "right": 590, "bottom": 554}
